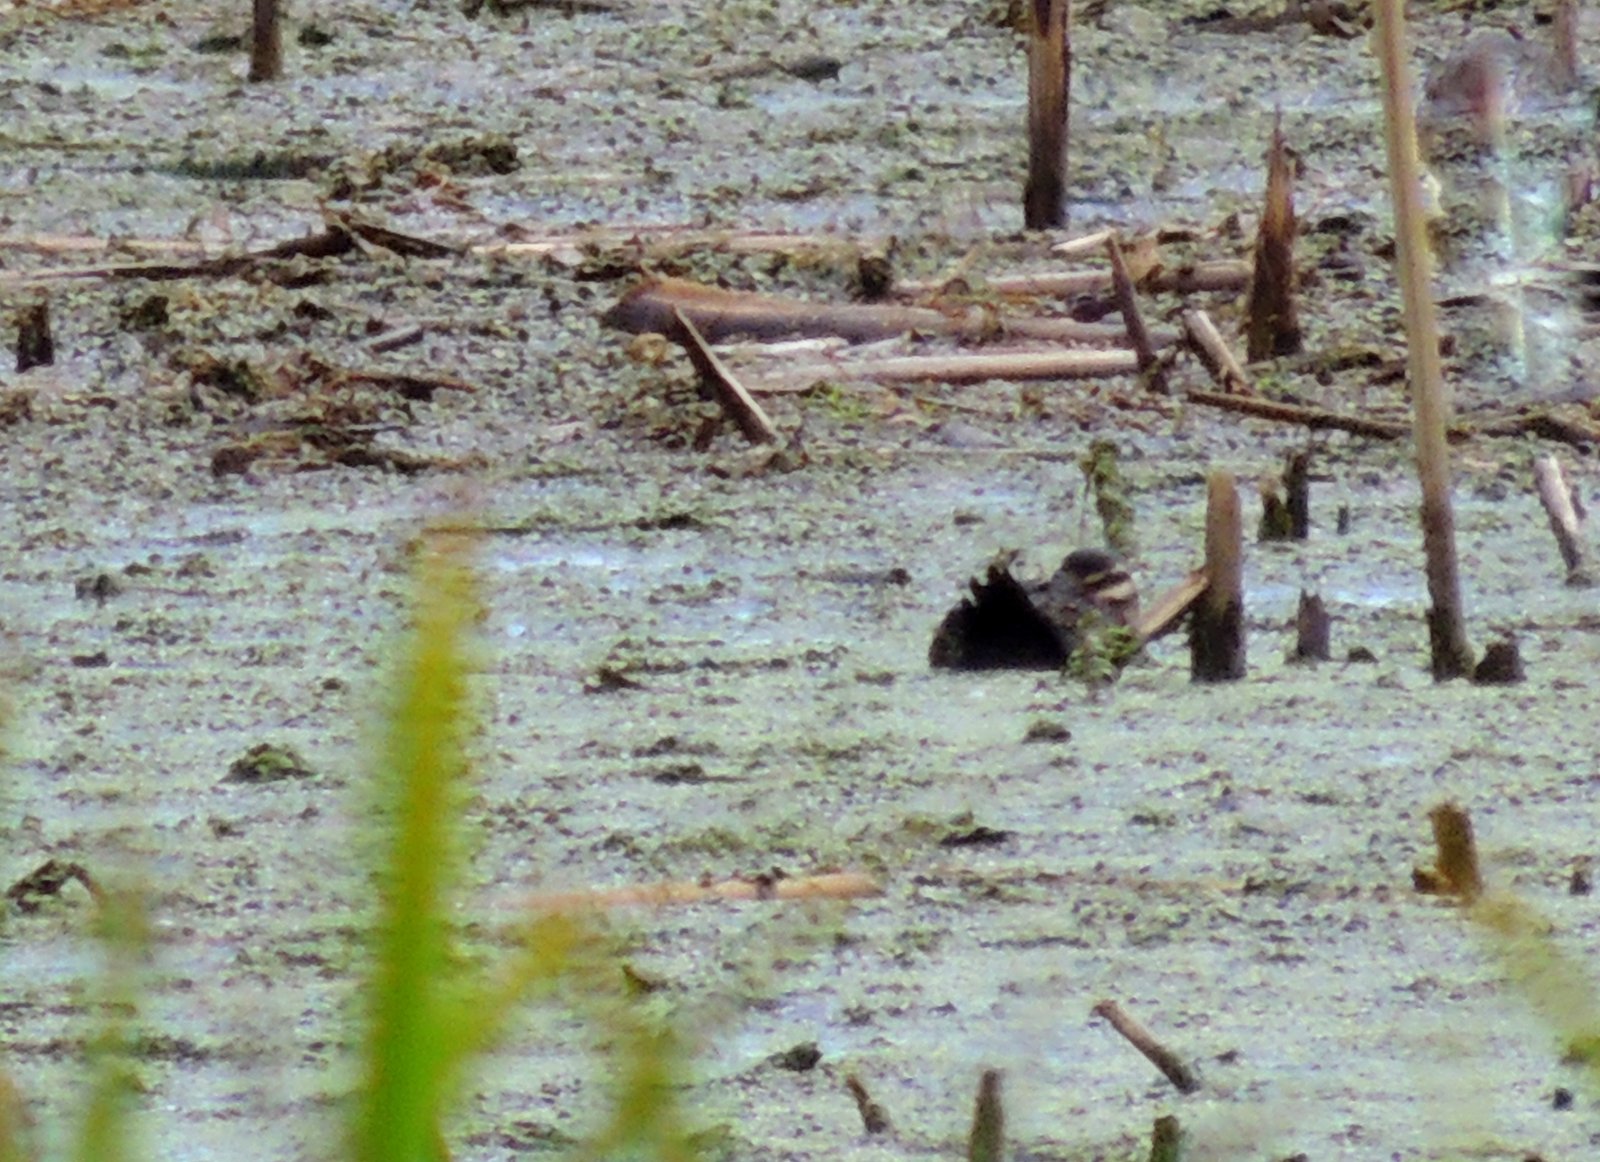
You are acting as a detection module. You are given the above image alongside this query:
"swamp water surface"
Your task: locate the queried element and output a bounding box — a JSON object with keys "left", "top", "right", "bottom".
{"left": 2, "top": 0, "right": 1600, "bottom": 1158}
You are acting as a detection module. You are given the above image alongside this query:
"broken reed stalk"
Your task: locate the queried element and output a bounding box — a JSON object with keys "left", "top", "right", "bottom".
{"left": 1284, "top": 448, "right": 1311, "bottom": 539}
{"left": 1148, "top": 1114, "right": 1184, "bottom": 1162}
{"left": 1024, "top": 0, "right": 1071, "bottom": 229}
{"left": 14, "top": 300, "right": 52, "bottom": 373}
{"left": 1091, "top": 1000, "right": 1200, "bottom": 1094}
{"left": 844, "top": 1074, "right": 891, "bottom": 1135}
{"left": 248, "top": 0, "right": 283, "bottom": 82}
{"left": 1181, "top": 310, "right": 1251, "bottom": 395}
{"left": 1425, "top": 801, "right": 1484, "bottom": 902}
{"left": 966, "top": 1069, "right": 1004, "bottom": 1162}
{"left": 1191, "top": 471, "right": 1245, "bottom": 682}
{"left": 1532, "top": 455, "right": 1595, "bottom": 586}
{"left": 1374, "top": 0, "right": 1474, "bottom": 681}
{"left": 671, "top": 308, "right": 779, "bottom": 446}
{"left": 1106, "top": 234, "right": 1168, "bottom": 393}
{"left": 1554, "top": 0, "right": 1580, "bottom": 90}
{"left": 1244, "top": 118, "right": 1302, "bottom": 362}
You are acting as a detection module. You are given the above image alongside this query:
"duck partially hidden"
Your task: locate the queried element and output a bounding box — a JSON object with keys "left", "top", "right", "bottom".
{"left": 929, "top": 549, "right": 1140, "bottom": 671}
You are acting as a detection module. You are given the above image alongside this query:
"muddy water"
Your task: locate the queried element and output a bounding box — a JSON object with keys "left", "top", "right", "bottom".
{"left": 3, "top": 0, "right": 1600, "bottom": 1159}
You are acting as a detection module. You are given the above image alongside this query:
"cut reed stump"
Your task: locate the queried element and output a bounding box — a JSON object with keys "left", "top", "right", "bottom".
{"left": 1293, "top": 591, "right": 1331, "bottom": 662}
{"left": 1471, "top": 637, "right": 1524, "bottom": 685}
{"left": 1024, "top": 0, "right": 1071, "bottom": 229}
{"left": 1091, "top": 1000, "right": 1200, "bottom": 1094}
{"left": 1375, "top": 0, "right": 1474, "bottom": 681}
{"left": 1191, "top": 472, "right": 1245, "bottom": 682}
{"left": 1245, "top": 119, "right": 1302, "bottom": 362}
{"left": 1148, "top": 1115, "right": 1184, "bottom": 1162}
{"left": 248, "top": 0, "right": 284, "bottom": 82}
{"left": 966, "top": 1069, "right": 1005, "bottom": 1162}
{"left": 1533, "top": 455, "right": 1594, "bottom": 586}
{"left": 1182, "top": 310, "right": 1251, "bottom": 395}
{"left": 1413, "top": 801, "right": 1483, "bottom": 901}
{"left": 14, "top": 300, "right": 52, "bottom": 372}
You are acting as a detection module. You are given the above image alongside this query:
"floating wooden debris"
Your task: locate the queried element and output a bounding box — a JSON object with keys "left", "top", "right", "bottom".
{"left": 522, "top": 871, "right": 882, "bottom": 912}
{"left": 1106, "top": 233, "right": 1168, "bottom": 393}
{"left": 6, "top": 859, "right": 104, "bottom": 911}
{"left": 1091, "top": 999, "right": 1200, "bottom": 1094}
{"left": 1533, "top": 455, "right": 1594, "bottom": 586}
{"left": 671, "top": 307, "right": 779, "bottom": 446}
{"left": 1182, "top": 309, "right": 1251, "bottom": 395}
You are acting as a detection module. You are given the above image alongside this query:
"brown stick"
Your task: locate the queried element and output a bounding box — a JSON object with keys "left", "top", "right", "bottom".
{"left": 522, "top": 871, "right": 882, "bottom": 912}
{"left": 1554, "top": 0, "right": 1580, "bottom": 90}
{"left": 1182, "top": 310, "right": 1252, "bottom": 395}
{"left": 1244, "top": 118, "right": 1302, "bottom": 362}
{"left": 1294, "top": 590, "right": 1331, "bottom": 661}
{"left": 1376, "top": 0, "right": 1474, "bottom": 681}
{"left": 1091, "top": 1000, "right": 1200, "bottom": 1094}
{"left": 1533, "top": 455, "right": 1595, "bottom": 586}
{"left": 672, "top": 308, "right": 779, "bottom": 445}
{"left": 248, "top": 0, "right": 283, "bottom": 82}
{"left": 1191, "top": 471, "right": 1245, "bottom": 682}
{"left": 1024, "top": 0, "right": 1071, "bottom": 229}
{"left": 1106, "top": 234, "right": 1167, "bottom": 394}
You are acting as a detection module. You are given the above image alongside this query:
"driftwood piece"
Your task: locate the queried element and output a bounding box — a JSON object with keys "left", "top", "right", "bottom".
{"left": 1533, "top": 455, "right": 1594, "bottom": 586}
{"left": 606, "top": 276, "right": 1139, "bottom": 346}
{"left": 1106, "top": 234, "right": 1167, "bottom": 393}
{"left": 1024, "top": 0, "right": 1071, "bottom": 229}
{"left": 1192, "top": 471, "right": 1245, "bottom": 682}
{"left": 1244, "top": 119, "right": 1303, "bottom": 362}
{"left": 1182, "top": 310, "right": 1252, "bottom": 395}
{"left": 1091, "top": 999, "right": 1200, "bottom": 1094}
{"left": 671, "top": 307, "right": 780, "bottom": 445}
{"left": 1135, "top": 568, "right": 1207, "bottom": 644}
{"left": 522, "top": 871, "right": 882, "bottom": 912}
{"left": 766, "top": 348, "right": 1140, "bottom": 389}
{"left": 248, "top": 0, "right": 283, "bottom": 82}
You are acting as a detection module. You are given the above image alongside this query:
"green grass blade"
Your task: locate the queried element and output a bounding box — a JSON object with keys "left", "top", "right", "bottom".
{"left": 72, "top": 888, "right": 150, "bottom": 1162}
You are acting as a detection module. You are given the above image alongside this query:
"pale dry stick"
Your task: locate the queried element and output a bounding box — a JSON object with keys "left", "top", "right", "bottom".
{"left": 1090, "top": 1000, "right": 1200, "bottom": 1094}
{"left": 670, "top": 308, "right": 779, "bottom": 446}
{"left": 521, "top": 871, "right": 883, "bottom": 912}
{"left": 1532, "top": 455, "right": 1595, "bottom": 586}
{"left": 1024, "top": 0, "right": 1071, "bottom": 229}
{"left": 764, "top": 348, "right": 1140, "bottom": 389}
{"left": 1374, "top": 0, "right": 1474, "bottom": 680}
{"left": 1182, "top": 309, "right": 1251, "bottom": 395}
{"left": 1105, "top": 234, "right": 1167, "bottom": 394}
{"left": 894, "top": 259, "right": 1250, "bottom": 301}
{"left": 1050, "top": 228, "right": 1115, "bottom": 257}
